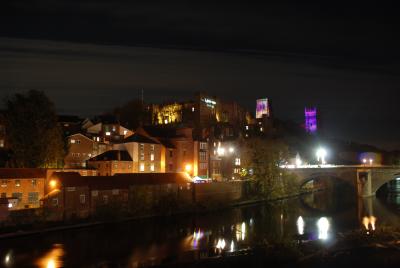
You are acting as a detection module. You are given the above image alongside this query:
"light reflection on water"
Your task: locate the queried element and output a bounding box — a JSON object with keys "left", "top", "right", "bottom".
{"left": 1, "top": 187, "right": 399, "bottom": 267}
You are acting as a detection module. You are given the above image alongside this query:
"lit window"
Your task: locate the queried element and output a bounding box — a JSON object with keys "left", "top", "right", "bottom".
{"left": 112, "top": 126, "right": 116, "bottom": 132}
{"left": 1, "top": 180, "right": 7, "bottom": 187}
{"left": 192, "top": 107, "right": 195, "bottom": 112}
{"left": 28, "top": 192, "right": 39, "bottom": 203}
{"left": 164, "top": 119, "right": 168, "bottom": 124}
{"left": 96, "top": 137, "right": 100, "bottom": 142}
{"left": 150, "top": 153, "right": 154, "bottom": 161}
{"left": 235, "top": 158, "right": 241, "bottom": 166}
{"left": 70, "top": 139, "right": 76, "bottom": 144}
{"left": 15, "top": 180, "right": 21, "bottom": 187}
{"left": 150, "top": 144, "right": 155, "bottom": 151}
{"left": 123, "top": 130, "right": 128, "bottom": 135}
{"left": 105, "top": 132, "right": 111, "bottom": 136}
{"left": 150, "top": 163, "right": 155, "bottom": 172}
{"left": 245, "top": 126, "right": 249, "bottom": 130}
{"left": 0, "top": 139, "right": 4, "bottom": 147}
{"left": 260, "top": 127, "right": 263, "bottom": 132}
{"left": 32, "top": 179, "right": 37, "bottom": 187}
{"left": 140, "top": 163, "right": 145, "bottom": 172}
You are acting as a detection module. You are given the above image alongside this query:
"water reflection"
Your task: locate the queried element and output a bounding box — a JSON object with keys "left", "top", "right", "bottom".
{"left": 317, "top": 217, "right": 330, "bottom": 240}
{"left": 1, "top": 189, "right": 399, "bottom": 267}
{"left": 362, "top": 216, "right": 377, "bottom": 232}
{"left": 36, "top": 244, "right": 64, "bottom": 268}
{"left": 296, "top": 216, "right": 305, "bottom": 235}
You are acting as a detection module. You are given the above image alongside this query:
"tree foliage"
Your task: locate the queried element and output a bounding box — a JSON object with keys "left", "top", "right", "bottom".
{"left": 4, "top": 90, "right": 65, "bottom": 168}
{"left": 113, "top": 99, "right": 150, "bottom": 129}
{"left": 240, "top": 137, "right": 298, "bottom": 199}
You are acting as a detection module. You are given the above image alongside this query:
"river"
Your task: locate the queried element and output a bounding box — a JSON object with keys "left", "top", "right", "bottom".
{"left": 1, "top": 180, "right": 400, "bottom": 268}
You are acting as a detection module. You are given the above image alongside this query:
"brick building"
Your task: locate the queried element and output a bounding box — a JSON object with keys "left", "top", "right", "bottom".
{"left": 87, "top": 150, "right": 134, "bottom": 176}
{"left": 43, "top": 172, "right": 193, "bottom": 220}
{"left": 0, "top": 169, "right": 47, "bottom": 210}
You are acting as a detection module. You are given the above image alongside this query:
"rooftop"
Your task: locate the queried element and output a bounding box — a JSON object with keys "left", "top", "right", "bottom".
{"left": 88, "top": 150, "right": 132, "bottom": 161}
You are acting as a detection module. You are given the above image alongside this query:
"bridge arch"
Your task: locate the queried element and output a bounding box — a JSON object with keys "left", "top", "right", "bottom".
{"left": 372, "top": 172, "right": 400, "bottom": 195}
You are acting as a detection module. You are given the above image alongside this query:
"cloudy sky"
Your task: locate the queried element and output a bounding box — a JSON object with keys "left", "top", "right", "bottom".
{"left": 1, "top": 1, "right": 399, "bottom": 149}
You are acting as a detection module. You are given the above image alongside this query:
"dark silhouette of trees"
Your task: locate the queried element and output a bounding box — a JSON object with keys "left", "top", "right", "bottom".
{"left": 4, "top": 90, "right": 65, "bottom": 168}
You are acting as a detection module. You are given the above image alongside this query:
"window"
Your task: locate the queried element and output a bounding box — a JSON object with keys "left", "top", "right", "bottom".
{"left": 150, "top": 163, "right": 155, "bottom": 172}
{"left": 200, "top": 163, "right": 207, "bottom": 170}
{"left": 150, "top": 144, "right": 155, "bottom": 151}
{"left": 140, "top": 144, "right": 145, "bottom": 160}
{"left": 235, "top": 158, "right": 241, "bottom": 166}
{"left": 70, "top": 139, "right": 76, "bottom": 144}
{"left": 1, "top": 180, "right": 7, "bottom": 187}
{"left": 140, "top": 163, "right": 145, "bottom": 172}
{"left": 113, "top": 163, "right": 118, "bottom": 169}
{"left": 80, "top": 194, "right": 86, "bottom": 204}
{"left": 245, "top": 125, "right": 249, "bottom": 130}
{"left": 105, "top": 131, "right": 111, "bottom": 136}
{"left": 200, "top": 142, "right": 207, "bottom": 150}
{"left": 150, "top": 153, "right": 154, "bottom": 161}
{"left": 92, "top": 190, "right": 98, "bottom": 197}
{"left": 123, "top": 130, "right": 128, "bottom": 135}
{"left": 169, "top": 150, "right": 173, "bottom": 157}
{"left": 112, "top": 126, "right": 116, "bottom": 132}
{"left": 128, "top": 164, "right": 132, "bottom": 169}
{"left": 76, "top": 140, "right": 81, "bottom": 144}
{"left": 192, "top": 107, "right": 195, "bottom": 112}
{"left": 52, "top": 198, "right": 58, "bottom": 206}
{"left": 1, "top": 193, "right": 6, "bottom": 198}
{"left": 200, "top": 151, "right": 207, "bottom": 161}
{"left": 11, "top": 193, "right": 22, "bottom": 201}
{"left": 15, "top": 180, "right": 21, "bottom": 187}
{"left": 0, "top": 139, "right": 4, "bottom": 148}
{"left": 103, "top": 195, "right": 108, "bottom": 204}
{"left": 112, "top": 189, "right": 119, "bottom": 195}
{"left": 28, "top": 192, "right": 39, "bottom": 203}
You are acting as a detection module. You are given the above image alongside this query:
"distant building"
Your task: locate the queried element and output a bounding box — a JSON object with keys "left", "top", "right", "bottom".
{"left": 64, "top": 133, "right": 110, "bottom": 168}
{"left": 112, "top": 133, "right": 163, "bottom": 173}
{"left": 305, "top": 107, "right": 317, "bottom": 134}
{"left": 87, "top": 150, "right": 134, "bottom": 176}
{"left": 0, "top": 111, "right": 6, "bottom": 149}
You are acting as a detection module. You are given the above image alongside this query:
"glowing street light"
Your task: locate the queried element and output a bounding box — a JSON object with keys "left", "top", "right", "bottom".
{"left": 185, "top": 164, "right": 192, "bottom": 173}
{"left": 316, "top": 148, "right": 327, "bottom": 165}
{"left": 49, "top": 180, "right": 57, "bottom": 189}
{"left": 369, "top": 158, "right": 373, "bottom": 165}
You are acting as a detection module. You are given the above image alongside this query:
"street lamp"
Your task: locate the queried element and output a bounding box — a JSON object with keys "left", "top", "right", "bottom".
{"left": 185, "top": 164, "right": 192, "bottom": 174}
{"left": 369, "top": 158, "right": 373, "bottom": 165}
{"left": 316, "top": 148, "right": 327, "bottom": 165}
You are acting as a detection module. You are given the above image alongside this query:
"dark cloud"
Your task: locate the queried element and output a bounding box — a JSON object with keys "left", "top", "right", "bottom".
{"left": 1, "top": 2, "right": 399, "bottom": 149}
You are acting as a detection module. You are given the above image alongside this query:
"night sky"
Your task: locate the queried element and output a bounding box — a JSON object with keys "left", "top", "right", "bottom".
{"left": 1, "top": 1, "right": 400, "bottom": 149}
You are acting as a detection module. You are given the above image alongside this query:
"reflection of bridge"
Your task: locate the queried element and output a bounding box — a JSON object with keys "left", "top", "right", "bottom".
{"left": 285, "top": 166, "right": 400, "bottom": 197}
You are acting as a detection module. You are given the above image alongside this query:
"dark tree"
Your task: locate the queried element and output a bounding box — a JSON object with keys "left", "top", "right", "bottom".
{"left": 113, "top": 99, "right": 151, "bottom": 129}
{"left": 4, "top": 90, "right": 65, "bottom": 168}
{"left": 240, "top": 137, "right": 298, "bottom": 199}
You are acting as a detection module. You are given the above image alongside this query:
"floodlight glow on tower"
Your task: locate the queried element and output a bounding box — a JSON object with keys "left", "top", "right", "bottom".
{"left": 305, "top": 107, "right": 317, "bottom": 133}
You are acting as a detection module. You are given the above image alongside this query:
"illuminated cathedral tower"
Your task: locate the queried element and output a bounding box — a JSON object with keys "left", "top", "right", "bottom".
{"left": 305, "top": 107, "right": 317, "bottom": 133}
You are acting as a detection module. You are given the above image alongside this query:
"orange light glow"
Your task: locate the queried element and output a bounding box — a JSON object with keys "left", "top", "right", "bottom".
{"left": 185, "top": 164, "right": 192, "bottom": 173}
{"left": 49, "top": 180, "right": 57, "bottom": 188}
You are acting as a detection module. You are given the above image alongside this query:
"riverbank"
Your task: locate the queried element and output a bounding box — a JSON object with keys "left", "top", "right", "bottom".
{"left": 0, "top": 189, "right": 317, "bottom": 240}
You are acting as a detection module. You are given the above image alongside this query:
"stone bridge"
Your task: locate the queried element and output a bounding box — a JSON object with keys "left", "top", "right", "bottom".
{"left": 285, "top": 165, "right": 400, "bottom": 197}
